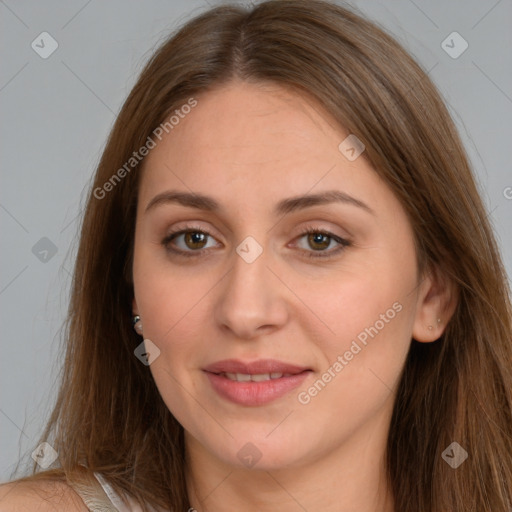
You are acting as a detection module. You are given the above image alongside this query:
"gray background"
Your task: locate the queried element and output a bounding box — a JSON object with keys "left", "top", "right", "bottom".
{"left": 1, "top": 0, "right": 511, "bottom": 480}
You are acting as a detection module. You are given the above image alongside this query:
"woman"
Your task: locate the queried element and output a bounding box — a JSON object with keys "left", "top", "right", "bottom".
{"left": 1, "top": 0, "right": 511, "bottom": 510}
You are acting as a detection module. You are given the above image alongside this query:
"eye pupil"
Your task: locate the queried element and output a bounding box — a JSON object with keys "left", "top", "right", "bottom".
{"left": 308, "top": 232, "right": 330, "bottom": 250}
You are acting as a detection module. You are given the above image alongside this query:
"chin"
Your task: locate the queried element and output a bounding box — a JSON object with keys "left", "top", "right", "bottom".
{"left": 197, "top": 428, "right": 315, "bottom": 471}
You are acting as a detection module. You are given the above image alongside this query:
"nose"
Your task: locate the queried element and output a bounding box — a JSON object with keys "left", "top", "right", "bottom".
{"left": 214, "top": 246, "right": 289, "bottom": 340}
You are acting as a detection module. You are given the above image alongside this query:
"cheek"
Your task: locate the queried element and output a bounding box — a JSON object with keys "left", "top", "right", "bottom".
{"left": 302, "top": 268, "right": 409, "bottom": 344}
{"left": 133, "top": 241, "right": 216, "bottom": 341}
{"left": 135, "top": 267, "right": 210, "bottom": 432}
{"left": 136, "top": 277, "right": 208, "bottom": 367}
{"left": 297, "top": 263, "right": 414, "bottom": 399}
{"left": 132, "top": 253, "right": 208, "bottom": 422}
{"left": 132, "top": 245, "right": 218, "bottom": 358}
{"left": 294, "top": 306, "right": 410, "bottom": 446}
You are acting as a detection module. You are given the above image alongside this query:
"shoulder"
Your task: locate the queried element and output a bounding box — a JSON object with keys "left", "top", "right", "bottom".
{"left": 0, "top": 479, "right": 89, "bottom": 512}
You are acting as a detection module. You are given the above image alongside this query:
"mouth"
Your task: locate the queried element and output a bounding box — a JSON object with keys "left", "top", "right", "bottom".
{"left": 203, "top": 359, "right": 313, "bottom": 406}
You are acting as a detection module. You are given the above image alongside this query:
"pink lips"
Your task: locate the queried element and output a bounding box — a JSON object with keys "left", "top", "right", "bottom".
{"left": 203, "top": 359, "right": 312, "bottom": 406}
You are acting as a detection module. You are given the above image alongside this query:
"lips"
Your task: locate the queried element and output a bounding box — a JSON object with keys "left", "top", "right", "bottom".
{"left": 203, "top": 359, "right": 312, "bottom": 406}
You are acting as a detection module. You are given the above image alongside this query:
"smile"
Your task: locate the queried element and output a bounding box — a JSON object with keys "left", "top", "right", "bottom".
{"left": 202, "top": 359, "right": 313, "bottom": 406}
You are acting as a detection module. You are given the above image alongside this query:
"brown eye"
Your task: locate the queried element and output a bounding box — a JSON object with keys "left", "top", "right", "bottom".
{"left": 293, "top": 229, "right": 351, "bottom": 259}
{"left": 307, "top": 232, "right": 332, "bottom": 250}
{"left": 162, "top": 229, "right": 219, "bottom": 255}
{"left": 183, "top": 231, "right": 208, "bottom": 250}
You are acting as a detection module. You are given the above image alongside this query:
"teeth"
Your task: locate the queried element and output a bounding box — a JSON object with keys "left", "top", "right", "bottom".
{"left": 251, "top": 373, "right": 271, "bottom": 382}
{"left": 221, "top": 372, "right": 290, "bottom": 382}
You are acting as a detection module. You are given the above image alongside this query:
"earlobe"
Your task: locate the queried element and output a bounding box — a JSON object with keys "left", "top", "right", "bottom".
{"left": 131, "top": 297, "right": 144, "bottom": 336}
{"left": 412, "top": 265, "right": 458, "bottom": 343}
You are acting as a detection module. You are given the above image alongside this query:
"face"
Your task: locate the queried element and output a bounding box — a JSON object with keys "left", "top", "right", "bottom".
{"left": 132, "top": 80, "right": 430, "bottom": 471}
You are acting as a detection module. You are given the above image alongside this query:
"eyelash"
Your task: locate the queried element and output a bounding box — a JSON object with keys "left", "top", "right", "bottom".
{"left": 161, "top": 225, "right": 352, "bottom": 260}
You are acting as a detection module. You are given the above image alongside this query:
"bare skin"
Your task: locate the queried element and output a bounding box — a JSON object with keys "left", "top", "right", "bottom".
{"left": 0, "top": 480, "right": 88, "bottom": 511}
{"left": 127, "top": 79, "right": 456, "bottom": 511}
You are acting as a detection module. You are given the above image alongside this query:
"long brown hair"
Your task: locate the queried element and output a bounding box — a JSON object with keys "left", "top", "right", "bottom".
{"left": 10, "top": 1, "right": 512, "bottom": 510}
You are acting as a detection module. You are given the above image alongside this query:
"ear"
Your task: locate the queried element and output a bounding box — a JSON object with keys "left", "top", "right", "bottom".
{"left": 412, "top": 264, "right": 458, "bottom": 343}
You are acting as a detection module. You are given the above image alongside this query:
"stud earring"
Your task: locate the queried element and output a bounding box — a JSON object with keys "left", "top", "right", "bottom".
{"left": 133, "top": 315, "right": 143, "bottom": 335}
{"left": 428, "top": 318, "right": 441, "bottom": 331}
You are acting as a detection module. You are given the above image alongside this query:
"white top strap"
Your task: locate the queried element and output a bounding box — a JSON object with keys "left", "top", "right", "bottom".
{"left": 66, "top": 466, "right": 166, "bottom": 512}
{"left": 93, "top": 472, "right": 142, "bottom": 512}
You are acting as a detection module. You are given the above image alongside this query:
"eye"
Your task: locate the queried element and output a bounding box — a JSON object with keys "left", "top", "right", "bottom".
{"left": 162, "top": 228, "right": 220, "bottom": 256}
{"left": 161, "top": 225, "right": 351, "bottom": 260}
{"left": 293, "top": 228, "right": 351, "bottom": 258}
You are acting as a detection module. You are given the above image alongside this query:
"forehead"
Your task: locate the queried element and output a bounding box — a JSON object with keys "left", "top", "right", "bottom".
{"left": 137, "top": 80, "right": 398, "bottom": 222}
{"left": 142, "top": 80, "right": 347, "bottom": 178}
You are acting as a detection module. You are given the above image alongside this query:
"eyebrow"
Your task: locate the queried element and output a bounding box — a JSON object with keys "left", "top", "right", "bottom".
{"left": 145, "top": 190, "right": 375, "bottom": 216}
